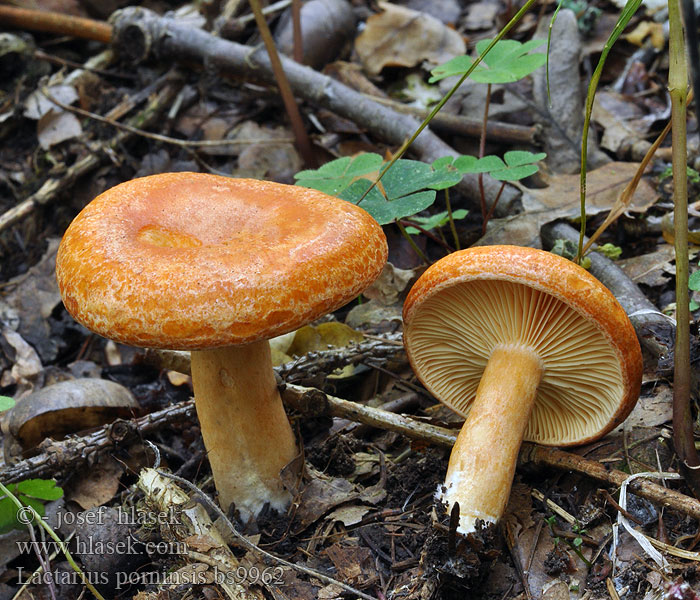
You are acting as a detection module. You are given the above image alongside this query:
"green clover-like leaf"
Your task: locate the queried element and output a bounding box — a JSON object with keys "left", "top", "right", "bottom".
{"left": 294, "top": 153, "right": 384, "bottom": 196}
{"left": 488, "top": 151, "right": 546, "bottom": 181}
{"left": 405, "top": 209, "right": 469, "bottom": 234}
{"left": 0, "top": 395, "right": 14, "bottom": 412}
{"left": 16, "top": 479, "right": 64, "bottom": 502}
{"left": 430, "top": 38, "right": 547, "bottom": 84}
{"left": 296, "top": 155, "right": 462, "bottom": 224}
{"left": 689, "top": 270, "right": 700, "bottom": 291}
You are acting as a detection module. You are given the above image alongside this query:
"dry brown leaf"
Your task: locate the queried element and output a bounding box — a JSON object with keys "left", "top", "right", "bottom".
{"left": 327, "top": 504, "right": 371, "bottom": 526}
{"left": 617, "top": 244, "right": 676, "bottom": 287}
{"left": 624, "top": 21, "right": 665, "bottom": 50}
{"left": 355, "top": 2, "right": 466, "bottom": 76}
{"left": 24, "top": 85, "right": 83, "bottom": 149}
{"left": 362, "top": 262, "right": 418, "bottom": 305}
{"left": 67, "top": 455, "right": 124, "bottom": 509}
{"left": 624, "top": 384, "right": 672, "bottom": 429}
{"left": 1, "top": 328, "right": 42, "bottom": 389}
{"left": 324, "top": 543, "right": 373, "bottom": 583}
{"left": 481, "top": 162, "right": 658, "bottom": 247}
{"left": 293, "top": 471, "right": 359, "bottom": 529}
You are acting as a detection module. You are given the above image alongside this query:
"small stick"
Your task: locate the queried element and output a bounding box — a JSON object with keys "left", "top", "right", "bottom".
{"left": 0, "top": 6, "right": 112, "bottom": 43}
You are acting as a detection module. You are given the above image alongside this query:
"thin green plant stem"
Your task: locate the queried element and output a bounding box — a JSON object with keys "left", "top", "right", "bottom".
{"left": 668, "top": 0, "right": 700, "bottom": 494}
{"left": 0, "top": 482, "right": 107, "bottom": 600}
{"left": 248, "top": 0, "right": 316, "bottom": 166}
{"left": 395, "top": 220, "right": 430, "bottom": 264}
{"left": 445, "top": 188, "right": 460, "bottom": 250}
{"left": 399, "top": 219, "right": 454, "bottom": 253}
{"left": 482, "top": 181, "right": 507, "bottom": 229}
{"left": 360, "top": 0, "right": 540, "bottom": 202}
{"left": 576, "top": 0, "right": 644, "bottom": 262}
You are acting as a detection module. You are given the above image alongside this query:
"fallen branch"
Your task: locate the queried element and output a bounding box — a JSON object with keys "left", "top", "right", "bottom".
{"left": 109, "top": 6, "right": 521, "bottom": 213}
{"left": 0, "top": 400, "right": 195, "bottom": 483}
{"left": 4, "top": 377, "right": 696, "bottom": 521}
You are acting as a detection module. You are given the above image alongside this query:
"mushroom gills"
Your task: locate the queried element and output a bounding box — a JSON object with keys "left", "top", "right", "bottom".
{"left": 407, "top": 279, "right": 625, "bottom": 444}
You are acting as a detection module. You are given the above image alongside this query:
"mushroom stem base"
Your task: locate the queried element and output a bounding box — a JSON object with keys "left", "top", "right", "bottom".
{"left": 439, "top": 344, "right": 542, "bottom": 534}
{"left": 191, "top": 341, "right": 298, "bottom": 520}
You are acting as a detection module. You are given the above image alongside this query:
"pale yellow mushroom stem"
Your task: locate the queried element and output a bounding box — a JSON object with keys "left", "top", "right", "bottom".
{"left": 191, "top": 340, "right": 298, "bottom": 520}
{"left": 439, "top": 344, "right": 544, "bottom": 534}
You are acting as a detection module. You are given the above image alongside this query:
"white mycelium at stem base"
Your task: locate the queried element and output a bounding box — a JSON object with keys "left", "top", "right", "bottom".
{"left": 190, "top": 341, "right": 298, "bottom": 521}
{"left": 439, "top": 344, "right": 543, "bottom": 534}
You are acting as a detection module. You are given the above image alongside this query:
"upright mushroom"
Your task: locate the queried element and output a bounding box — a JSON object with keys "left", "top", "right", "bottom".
{"left": 402, "top": 245, "right": 642, "bottom": 534}
{"left": 56, "top": 172, "right": 387, "bottom": 520}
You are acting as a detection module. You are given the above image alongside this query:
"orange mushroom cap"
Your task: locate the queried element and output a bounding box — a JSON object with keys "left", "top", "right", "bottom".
{"left": 56, "top": 172, "right": 388, "bottom": 349}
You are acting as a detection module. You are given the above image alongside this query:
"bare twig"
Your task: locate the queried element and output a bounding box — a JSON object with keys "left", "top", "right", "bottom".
{"left": 41, "top": 88, "right": 294, "bottom": 148}
{"left": 0, "top": 6, "right": 112, "bottom": 43}
{"left": 0, "top": 401, "right": 196, "bottom": 484}
{"left": 140, "top": 332, "right": 406, "bottom": 384}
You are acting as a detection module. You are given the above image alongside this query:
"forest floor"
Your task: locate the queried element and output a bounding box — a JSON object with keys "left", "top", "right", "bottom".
{"left": 1, "top": 0, "right": 700, "bottom": 599}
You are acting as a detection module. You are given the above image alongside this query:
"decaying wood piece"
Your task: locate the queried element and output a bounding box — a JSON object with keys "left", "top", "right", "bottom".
{"left": 0, "top": 400, "right": 195, "bottom": 484}
{"left": 138, "top": 468, "right": 262, "bottom": 600}
{"left": 540, "top": 221, "right": 675, "bottom": 363}
{"left": 108, "top": 6, "right": 521, "bottom": 214}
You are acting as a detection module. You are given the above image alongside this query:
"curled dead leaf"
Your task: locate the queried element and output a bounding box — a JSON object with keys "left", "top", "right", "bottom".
{"left": 355, "top": 2, "right": 465, "bottom": 76}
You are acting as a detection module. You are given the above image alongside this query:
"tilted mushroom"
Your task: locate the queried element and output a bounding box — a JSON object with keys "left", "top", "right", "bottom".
{"left": 402, "top": 245, "right": 642, "bottom": 534}
{"left": 56, "top": 172, "right": 387, "bottom": 520}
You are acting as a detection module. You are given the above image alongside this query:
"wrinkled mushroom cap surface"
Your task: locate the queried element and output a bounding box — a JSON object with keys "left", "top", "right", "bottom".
{"left": 56, "top": 172, "right": 388, "bottom": 349}
{"left": 403, "top": 245, "right": 642, "bottom": 446}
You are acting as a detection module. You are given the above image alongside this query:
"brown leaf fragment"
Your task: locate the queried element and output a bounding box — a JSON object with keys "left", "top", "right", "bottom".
{"left": 481, "top": 162, "right": 657, "bottom": 247}
{"left": 324, "top": 543, "right": 373, "bottom": 583}
{"left": 184, "top": 534, "right": 222, "bottom": 552}
{"left": 617, "top": 244, "right": 676, "bottom": 287}
{"left": 1, "top": 328, "right": 42, "bottom": 389}
{"left": 66, "top": 455, "right": 124, "bottom": 509}
{"left": 355, "top": 2, "right": 466, "bottom": 76}
{"left": 294, "top": 471, "right": 359, "bottom": 529}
